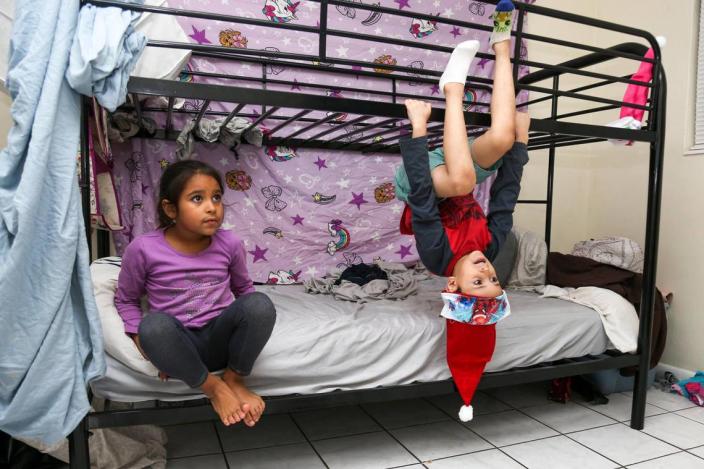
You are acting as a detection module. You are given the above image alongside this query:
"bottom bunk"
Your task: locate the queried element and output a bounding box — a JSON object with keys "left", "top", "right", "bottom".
{"left": 68, "top": 258, "right": 644, "bottom": 468}
{"left": 90, "top": 259, "right": 638, "bottom": 410}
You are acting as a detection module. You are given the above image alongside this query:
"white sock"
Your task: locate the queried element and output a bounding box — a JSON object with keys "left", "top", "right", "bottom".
{"left": 490, "top": 0, "right": 515, "bottom": 47}
{"left": 438, "top": 40, "right": 480, "bottom": 95}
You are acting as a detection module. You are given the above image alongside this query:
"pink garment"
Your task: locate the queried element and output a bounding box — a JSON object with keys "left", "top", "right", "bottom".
{"left": 619, "top": 48, "right": 655, "bottom": 124}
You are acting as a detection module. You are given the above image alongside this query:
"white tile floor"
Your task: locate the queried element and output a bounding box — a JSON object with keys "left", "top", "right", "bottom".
{"left": 164, "top": 385, "right": 704, "bottom": 469}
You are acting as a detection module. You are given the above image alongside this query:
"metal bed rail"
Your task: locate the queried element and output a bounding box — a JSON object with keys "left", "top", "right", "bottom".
{"left": 84, "top": 352, "right": 640, "bottom": 430}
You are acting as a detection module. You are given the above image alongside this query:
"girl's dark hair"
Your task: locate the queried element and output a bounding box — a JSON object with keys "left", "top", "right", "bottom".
{"left": 157, "top": 160, "right": 224, "bottom": 228}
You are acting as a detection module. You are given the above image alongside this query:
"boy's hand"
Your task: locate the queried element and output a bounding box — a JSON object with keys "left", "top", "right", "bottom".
{"left": 404, "top": 99, "right": 431, "bottom": 134}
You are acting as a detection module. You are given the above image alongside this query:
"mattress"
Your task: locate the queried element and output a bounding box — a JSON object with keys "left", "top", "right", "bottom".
{"left": 91, "top": 277, "right": 611, "bottom": 402}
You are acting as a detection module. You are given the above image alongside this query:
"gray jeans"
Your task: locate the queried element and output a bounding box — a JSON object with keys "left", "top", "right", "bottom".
{"left": 138, "top": 291, "right": 276, "bottom": 388}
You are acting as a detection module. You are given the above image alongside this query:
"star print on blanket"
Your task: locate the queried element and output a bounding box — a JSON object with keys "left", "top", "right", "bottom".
{"left": 110, "top": 0, "right": 533, "bottom": 283}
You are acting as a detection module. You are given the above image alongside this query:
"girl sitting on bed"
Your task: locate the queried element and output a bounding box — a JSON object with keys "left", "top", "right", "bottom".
{"left": 115, "top": 160, "right": 276, "bottom": 428}
{"left": 396, "top": 0, "right": 531, "bottom": 421}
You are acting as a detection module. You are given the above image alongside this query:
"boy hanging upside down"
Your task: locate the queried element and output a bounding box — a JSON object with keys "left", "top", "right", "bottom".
{"left": 395, "top": 0, "right": 531, "bottom": 421}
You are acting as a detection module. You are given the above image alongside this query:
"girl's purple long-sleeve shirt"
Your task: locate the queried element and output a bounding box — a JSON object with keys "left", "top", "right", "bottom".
{"left": 114, "top": 229, "right": 255, "bottom": 334}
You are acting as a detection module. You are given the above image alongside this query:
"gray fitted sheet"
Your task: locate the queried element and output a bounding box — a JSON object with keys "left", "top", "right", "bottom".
{"left": 91, "top": 277, "right": 610, "bottom": 402}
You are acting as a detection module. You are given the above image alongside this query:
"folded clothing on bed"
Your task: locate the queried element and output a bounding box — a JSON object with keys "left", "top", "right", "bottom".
{"left": 546, "top": 252, "right": 667, "bottom": 372}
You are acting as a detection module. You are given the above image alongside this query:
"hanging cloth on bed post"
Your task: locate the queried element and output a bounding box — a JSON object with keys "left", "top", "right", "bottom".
{"left": 0, "top": 0, "right": 107, "bottom": 447}
{"left": 89, "top": 98, "right": 124, "bottom": 231}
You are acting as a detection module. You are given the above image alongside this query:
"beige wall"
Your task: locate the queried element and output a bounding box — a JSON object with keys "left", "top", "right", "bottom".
{"left": 0, "top": 91, "right": 10, "bottom": 148}
{"left": 523, "top": 0, "right": 703, "bottom": 372}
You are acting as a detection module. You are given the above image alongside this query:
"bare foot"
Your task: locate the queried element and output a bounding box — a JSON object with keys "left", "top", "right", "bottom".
{"left": 201, "top": 374, "right": 249, "bottom": 426}
{"left": 515, "top": 111, "right": 530, "bottom": 144}
{"left": 223, "top": 369, "right": 265, "bottom": 427}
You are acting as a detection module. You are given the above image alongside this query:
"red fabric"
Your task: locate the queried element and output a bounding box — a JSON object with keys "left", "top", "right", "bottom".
{"left": 446, "top": 320, "right": 496, "bottom": 405}
{"left": 620, "top": 48, "right": 654, "bottom": 123}
{"left": 400, "top": 193, "right": 491, "bottom": 276}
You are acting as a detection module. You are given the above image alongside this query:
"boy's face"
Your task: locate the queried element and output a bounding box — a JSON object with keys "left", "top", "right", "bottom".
{"left": 446, "top": 250, "right": 502, "bottom": 298}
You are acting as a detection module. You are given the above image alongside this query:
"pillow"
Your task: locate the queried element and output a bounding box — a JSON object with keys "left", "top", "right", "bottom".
{"left": 571, "top": 236, "right": 644, "bottom": 273}
{"left": 506, "top": 228, "right": 547, "bottom": 287}
{"left": 91, "top": 258, "right": 159, "bottom": 377}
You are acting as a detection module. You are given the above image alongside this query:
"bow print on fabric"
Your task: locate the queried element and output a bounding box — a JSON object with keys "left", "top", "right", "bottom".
{"left": 261, "top": 185, "right": 288, "bottom": 212}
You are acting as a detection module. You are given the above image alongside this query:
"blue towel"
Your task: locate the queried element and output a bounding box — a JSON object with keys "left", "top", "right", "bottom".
{"left": 66, "top": 1, "right": 146, "bottom": 112}
{"left": 0, "top": 0, "right": 105, "bottom": 446}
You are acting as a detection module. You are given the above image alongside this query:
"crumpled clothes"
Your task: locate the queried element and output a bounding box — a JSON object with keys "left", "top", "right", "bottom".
{"left": 66, "top": 1, "right": 147, "bottom": 112}
{"left": 107, "top": 111, "right": 157, "bottom": 142}
{"left": 534, "top": 285, "right": 639, "bottom": 354}
{"left": 20, "top": 399, "right": 167, "bottom": 469}
{"left": 175, "top": 118, "right": 197, "bottom": 161}
{"left": 175, "top": 116, "right": 264, "bottom": 160}
{"left": 672, "top": 371, "right": 704, "bottom": 406}
{"left": 334, "top": 263, "right": 388, "bottom": 286}
{"left": 304, "top": 261, "right": 418, "bottom": 302}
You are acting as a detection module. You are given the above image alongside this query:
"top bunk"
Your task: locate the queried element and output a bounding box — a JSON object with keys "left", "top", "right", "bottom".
{"left": 86, "top": 0, "right": 665, "bottom": 154}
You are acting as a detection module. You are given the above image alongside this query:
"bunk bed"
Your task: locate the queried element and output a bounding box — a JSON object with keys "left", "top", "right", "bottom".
{"left": 70, "top": 1, "right": 667, "bottom": 467}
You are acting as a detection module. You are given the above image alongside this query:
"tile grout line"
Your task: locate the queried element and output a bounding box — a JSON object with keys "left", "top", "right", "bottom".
{"left": 221, "top": 440, "right": 305, "bottom": 455}
{"left": 487, "top": 387, "right": 626, "bottom": 468}
{"left": 670, "top": 409, "right": 704, "bottom": 427}
{"left": 288, "top": 412, "right": 331, "bottom": 469}
{"left": 687, "top": 447, "right": 704, "bottom": 461}
{"left": 569, "top": 393, "right": 670, "bottom": 424}
{"left": 164, "top": 421, "right": 223, "bottom": 461}
{"left": 618, "top": 390, "right": 699, "bottom": 411}
{"left": 211, "top": 421, "right": 232, "bottom": 469}
{"left": 570, "top": 394, "right": 704, "bottom": 459}
{"left": 560, "top": 421, "right": 629, "bottom": 436}
{"left": 615, "top": 420, "right": 699, "bottom": 453}
{"left": 422, "top": 396, "right": 529, "bottom": 469}
{"left": 612, "top": 450, "right": 691, "bottom": 467}
{"left": 357, "top": 404, "right": 426, "bottom": 466}
{"left": 355, "top": 403, "right": 452, "bottom": 431}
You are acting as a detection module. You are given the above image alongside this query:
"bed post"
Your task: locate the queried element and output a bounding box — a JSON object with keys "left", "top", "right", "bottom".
{"left": 545, "top": 75, "right": 559, "bottom": 249}
{"left": 68, "top": 417, "right": 90, "bottom": 469}
{"left": 79, "top": 96, "right": 92, "bottom": 260}
{"left": 75, "top": 59, "right": 94, "bottom": 466}
{"left": 630, "top": 63, "right": 667, "bottom": 430}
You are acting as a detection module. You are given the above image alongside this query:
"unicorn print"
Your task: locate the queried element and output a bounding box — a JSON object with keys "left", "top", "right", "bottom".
{"left": 265, "top": 145, "right": 297, "bottom": 162}
{"left": 262, "top": 0, "right": 300, "bottom": 23}
{"left": 267, "top": 269, "right": 301, "bottom": 284}
{"left": 409, "top": 18, "right": 438, "bottom": 39}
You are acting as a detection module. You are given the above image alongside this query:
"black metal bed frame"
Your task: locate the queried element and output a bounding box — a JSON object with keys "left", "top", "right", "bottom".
{"left": 70, "top": 1, "right": 666, "bottom": 467}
